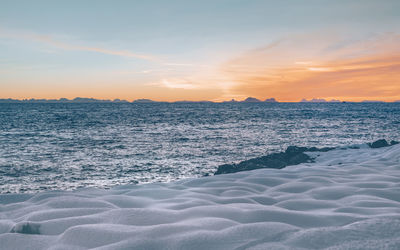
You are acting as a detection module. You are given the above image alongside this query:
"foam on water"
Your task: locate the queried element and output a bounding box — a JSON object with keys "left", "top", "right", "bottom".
{"left": 0, "top": 144, "right": 399, "bottom": 249}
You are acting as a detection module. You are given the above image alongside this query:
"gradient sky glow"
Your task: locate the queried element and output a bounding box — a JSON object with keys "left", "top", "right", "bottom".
{"left": 1, "top": 0, "right": 400, "bottom": 101}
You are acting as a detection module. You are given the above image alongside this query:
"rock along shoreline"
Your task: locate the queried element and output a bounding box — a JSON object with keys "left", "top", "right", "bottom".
{"left": 214, "top": 139, "right": 399, "bottom": 175}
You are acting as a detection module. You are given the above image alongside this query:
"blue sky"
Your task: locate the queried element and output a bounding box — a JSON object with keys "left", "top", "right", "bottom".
{"left": 1, "top": 0, "right": 400, "bottom": 101}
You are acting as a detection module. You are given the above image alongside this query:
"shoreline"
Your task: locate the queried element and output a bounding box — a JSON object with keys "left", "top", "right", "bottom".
{"left": 215, "top": 139, "right": 399, "bottom": 175}
{"left": 1, "top": 141, "right": 399, "bottom": 249}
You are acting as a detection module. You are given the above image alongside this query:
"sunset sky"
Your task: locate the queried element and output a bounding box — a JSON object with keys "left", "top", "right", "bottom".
{"left": 1, "top": 0, "right": 400, "bottom": 101}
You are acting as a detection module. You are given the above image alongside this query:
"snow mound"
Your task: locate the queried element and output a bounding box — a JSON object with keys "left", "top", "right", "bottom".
{"left": 1, "top": 144, "right": 400, "bottom": 249}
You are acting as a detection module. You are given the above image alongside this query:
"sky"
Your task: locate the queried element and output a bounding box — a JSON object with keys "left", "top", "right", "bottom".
{"left": 1, "top": 0, "right": 400, "bottom": 102}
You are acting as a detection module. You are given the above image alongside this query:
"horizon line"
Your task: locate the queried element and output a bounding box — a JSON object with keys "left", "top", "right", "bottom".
{"left": 1, "top": 97, "right": 399, "bottom": 103}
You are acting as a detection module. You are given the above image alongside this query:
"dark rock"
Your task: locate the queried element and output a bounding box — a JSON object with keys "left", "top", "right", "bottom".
{"left": 310, "top": 146, "right": 335, "bottom": 152}
{"left": 285, "top": 146, "right": 309, "bottom": 154}
{"left": 368, "top": 139, "right": 389, "bottom": 148}
{"left": 285, "top": 146, "right": 334, "bottom": 154}
{"left": 215, "top": 148, "right": 314, "bottom": 175}
{"left": 215, "top": 140, "right": 398, "bottom": 176}
{"left": 390, "top": 140, "right": 399, "bottom": 146}
{"left": 11, "top": 222, "right": 41, "bottom": 234}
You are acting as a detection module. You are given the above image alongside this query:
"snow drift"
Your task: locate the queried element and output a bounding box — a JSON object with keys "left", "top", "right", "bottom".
{"left": 0, "top": 144, "right": 400, "bottom": 249}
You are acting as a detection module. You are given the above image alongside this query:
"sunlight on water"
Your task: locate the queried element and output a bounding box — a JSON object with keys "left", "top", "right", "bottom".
{"left": 1, "top": 102, "right": 399, "bottom": 193}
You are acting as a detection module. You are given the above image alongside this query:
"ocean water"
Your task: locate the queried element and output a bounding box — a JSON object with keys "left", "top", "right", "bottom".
{"left": 0, "top": 102, "right": 399, "bottom": 193}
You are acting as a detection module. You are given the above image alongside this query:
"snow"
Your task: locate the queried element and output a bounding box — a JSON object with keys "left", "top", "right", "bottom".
{"left": 1, "top": 144, "right": 400, "bottom": 249}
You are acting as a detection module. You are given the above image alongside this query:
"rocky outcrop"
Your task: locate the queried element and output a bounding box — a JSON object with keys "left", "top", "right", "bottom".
{"left": 368, "top": 139, "right": 399, "bottom": 148}
{"left": 369, "top": 139, "right": 389, "bottom": 148}
{"left": 215, "top": 140, "right": 399, "bottom": 175}
{"left": 215, "top": 146, "right": 334, "bottom": 175}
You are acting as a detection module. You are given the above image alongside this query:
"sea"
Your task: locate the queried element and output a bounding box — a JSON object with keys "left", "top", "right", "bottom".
{"left": 1, "top": 102, "right": 399, "bottom": 193}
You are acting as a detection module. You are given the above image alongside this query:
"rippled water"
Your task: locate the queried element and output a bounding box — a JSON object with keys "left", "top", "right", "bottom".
{"left": 1, "top": 102, "right": 399, "bottom": 193}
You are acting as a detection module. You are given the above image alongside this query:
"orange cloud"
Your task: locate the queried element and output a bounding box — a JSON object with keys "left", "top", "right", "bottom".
{"left": 222, "top": 33, "right": 400, "bottom": 101}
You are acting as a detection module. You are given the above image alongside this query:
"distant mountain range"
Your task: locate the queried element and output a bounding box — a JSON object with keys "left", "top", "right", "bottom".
{"left": 300, "top": 98, "right": 341, "bottom": 103}
{"left": 223, "top": 97, "right": 278, "bottom": 103}
{"left": 360, "top": 100, "right": 386, "bottom": 103}
{"left": 0, "top": 97, "right": 129, "bottom": 103}
{"left": 0, "top": 97, "right": 397, "bottom": 103}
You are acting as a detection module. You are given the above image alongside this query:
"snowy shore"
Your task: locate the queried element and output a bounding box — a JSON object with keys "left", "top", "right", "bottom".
{"left": 1, "top": 143, "right": 400, "bottom": 249}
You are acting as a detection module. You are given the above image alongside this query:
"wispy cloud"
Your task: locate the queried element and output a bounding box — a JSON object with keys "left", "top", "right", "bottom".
{"left": 0, "top": 28, "right": 157, "bottom": 61}
{"left": 163, "top": 63, "right": 195, "bottom": 67}
{"left": 148, "top": 74, "right": 235, "bottom": 94}
{"left": 148, "top": 77, "right": 211, "bottom": 90}
{"left": 161, "top": 79, "right": 198, "bottom": 89}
